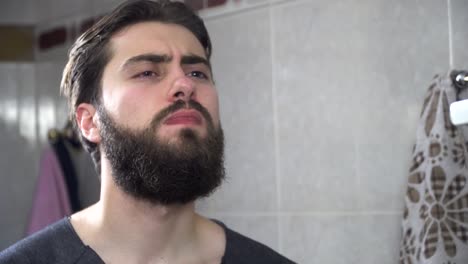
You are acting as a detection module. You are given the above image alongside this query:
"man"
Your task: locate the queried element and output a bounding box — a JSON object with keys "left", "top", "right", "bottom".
{"left": 0, "top": 1, "right": 295, "bottom": 263}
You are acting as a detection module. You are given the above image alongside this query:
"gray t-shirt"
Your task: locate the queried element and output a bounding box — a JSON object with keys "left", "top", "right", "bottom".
{"left": 0, "top": 218, "right": 295, "bottom": 264}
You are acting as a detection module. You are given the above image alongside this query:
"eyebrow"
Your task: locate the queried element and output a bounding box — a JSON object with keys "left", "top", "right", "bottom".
{"left": 121, "top": 54, "right": 170, "bottom": 70}
{"left": 121, "top": 53, "right": 211, "bottom": 71}
{"left": 181, "top": 55, "right": 211, "bottom": 69}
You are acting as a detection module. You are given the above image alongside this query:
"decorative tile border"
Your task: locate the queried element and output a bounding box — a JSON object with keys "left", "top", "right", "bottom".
{"left": 2, "top": 0, "right": 273, "bottom": 60}
{"left": 35, "top": 0, "right": 231, "bottom": 54}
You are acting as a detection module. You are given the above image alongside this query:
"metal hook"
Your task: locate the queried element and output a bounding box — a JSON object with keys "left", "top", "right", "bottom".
{"left": 455, "top": 72, "right": 468, "bottom": 85}
{"left": 450, "top": 70, "right": 468, "bottom": 97}
{"left": 452, "top": 70, "right": 468, "bottom": 88}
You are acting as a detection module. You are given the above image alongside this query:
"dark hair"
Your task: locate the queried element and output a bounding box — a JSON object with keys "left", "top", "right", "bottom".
{"left": 61, "top": 0, "right": 212, "bottom": 175}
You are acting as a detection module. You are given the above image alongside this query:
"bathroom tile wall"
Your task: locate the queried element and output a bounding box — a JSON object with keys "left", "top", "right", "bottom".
{"left": 0, "top": 0, "right": 36, "bottom": 24}
{"left": 0, "top": 64, "right": 39, "bottom": 250}
{"left": 451, "top": 0, "right": 468, "bottom": 69}
{"left": 282, "top": 213, "right": 402, "bottom": 263}
{"left": 35, "top": 62, "right": 68, "bottom": 146}
{"left": 1, "top": 0, "right": 467, "bottom": 263}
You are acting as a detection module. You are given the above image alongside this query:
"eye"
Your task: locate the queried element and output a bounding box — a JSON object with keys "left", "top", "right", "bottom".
{"left": 134, "top": 71, "right": 158, "bottom": 79}
{"left": 187, "top": 71, "right": 208, "bottom": 80}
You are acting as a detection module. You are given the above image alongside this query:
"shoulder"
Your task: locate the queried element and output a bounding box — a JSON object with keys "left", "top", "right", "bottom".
{"left": 215, "top": 220, "right": 296, "bottom": 264}
{"left": 0, "top": 218, "right": 87, "bottom": 264}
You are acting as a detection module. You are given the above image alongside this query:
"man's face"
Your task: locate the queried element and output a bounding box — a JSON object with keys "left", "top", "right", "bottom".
{"left": 95, "top": 22, "right": 225, "bottom": 204}
{"left": 101, "top": 22, "right": 220, "bottom": 144}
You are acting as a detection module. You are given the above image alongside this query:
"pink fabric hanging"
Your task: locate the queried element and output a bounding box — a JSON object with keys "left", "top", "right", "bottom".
{"left": 26, "top": 147, "right": 71, "bottom": 235}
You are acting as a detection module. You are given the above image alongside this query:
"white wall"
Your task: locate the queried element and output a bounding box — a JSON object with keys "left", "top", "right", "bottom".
{"left": 1, "top": 0, "right": 468, "bottom": 263}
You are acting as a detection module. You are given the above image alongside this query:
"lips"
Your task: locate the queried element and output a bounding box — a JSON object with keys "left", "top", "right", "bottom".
{"left": 163, "top": 110, "right": 203, "bottom": 125}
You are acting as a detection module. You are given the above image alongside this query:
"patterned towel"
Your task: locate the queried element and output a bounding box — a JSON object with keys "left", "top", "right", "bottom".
{"left": 400, "top": 73, "right": 468, "bottom": 264}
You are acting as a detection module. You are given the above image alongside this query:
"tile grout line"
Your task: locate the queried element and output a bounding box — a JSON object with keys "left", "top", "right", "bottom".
{"left": 201, "top": 0, "right": 297, "bottom": 21}
{"left": 268, "top": 1, "right": 283, "bottom": 253}
{"left": 201, "top": 211, "right": 404, "bottom": 217}
{"left": 354, "top": 129, "right": 361, "bottom": 210}
{"left": 447, "top": 0, "right": 454, "bottom": 69}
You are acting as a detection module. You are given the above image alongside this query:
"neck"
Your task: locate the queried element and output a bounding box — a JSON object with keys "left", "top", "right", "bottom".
{"left": 99, "top": 185, "right": 198, "bottom": 251}
{"left": 95, "top": 193, "right": 199, "bottom": 263}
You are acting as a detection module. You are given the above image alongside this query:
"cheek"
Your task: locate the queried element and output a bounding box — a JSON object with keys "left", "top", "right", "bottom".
{"left": 200, "top": 89, "right": 220, "bottom": 127}
{"left": 103, "top": 87, "right": 164, "bottom": 128}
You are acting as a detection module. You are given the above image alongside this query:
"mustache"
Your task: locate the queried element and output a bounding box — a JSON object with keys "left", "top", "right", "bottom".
{"left": 150, "top": 100, "right": 214, "bottom": 130}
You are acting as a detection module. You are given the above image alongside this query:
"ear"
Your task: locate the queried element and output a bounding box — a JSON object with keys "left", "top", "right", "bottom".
{"left": 75, "top": 103, "right": 101, "bottom": 144}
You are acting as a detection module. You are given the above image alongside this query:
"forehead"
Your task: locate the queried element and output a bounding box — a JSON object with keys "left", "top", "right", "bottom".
{"left": 108, "top": 22, "right": 207, "bottom": 62}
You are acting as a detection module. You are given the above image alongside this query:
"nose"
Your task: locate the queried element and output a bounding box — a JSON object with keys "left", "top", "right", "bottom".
{"left": 169, "top": 74, "right": 195, "bottom": 103}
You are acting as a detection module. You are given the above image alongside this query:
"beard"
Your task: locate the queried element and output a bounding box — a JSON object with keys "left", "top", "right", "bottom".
{"left": 98, "top": 100, "right": 225, "bottom": 205}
